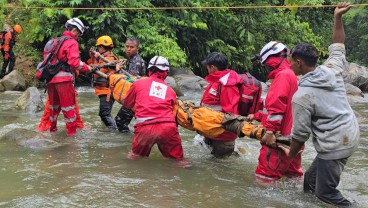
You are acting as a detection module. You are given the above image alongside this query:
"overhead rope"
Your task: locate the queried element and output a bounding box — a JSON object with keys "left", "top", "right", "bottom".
{"left": 1, "top": 4, "right": 368, "bottom": 10}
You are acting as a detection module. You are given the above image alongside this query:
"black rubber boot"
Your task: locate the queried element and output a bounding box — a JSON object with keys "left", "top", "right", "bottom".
{"left": 115, "top": 106, "right": 134, "bottom": 133}
{"left": 101, "top": 116, "right": 117, "bottom": 130}
{"left": 0, "top": 60, "right": 8, "bottom": 78}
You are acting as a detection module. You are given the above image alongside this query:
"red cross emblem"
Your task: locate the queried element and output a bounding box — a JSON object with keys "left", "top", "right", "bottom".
{"left": 155, "top": 85, "right": 162, "bottom": 91}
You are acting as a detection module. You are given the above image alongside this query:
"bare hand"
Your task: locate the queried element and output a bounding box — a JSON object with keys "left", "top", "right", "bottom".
{"left": 89, "top": 48, "right": 95, "bottom": 57}
{"left": 4, "top": 53, "right": 9, "bottom": 60}
{"left": 278, "top": 143, "right": 304, "bottom": 157}
{"left": 94, "top": 52, "right": 101, "bottom": 59}
{"left": 277, "top": 143, "right": 290, "bottom": 156}
{"left": 246, "top": 114, "right": 254, "bottom": 121}
{"left": 334, "top": 2, "right": 352, "bottom": 16}
{"left": 116, "top": 59, "right": 126, "bottom": 71}
{"left": 262, "top": 131, "right": 276, "bottom": 148}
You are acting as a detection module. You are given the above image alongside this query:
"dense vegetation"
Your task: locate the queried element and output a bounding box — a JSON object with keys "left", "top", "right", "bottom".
{"left": 0, "top": 0, "right": 367, "bottom": 82}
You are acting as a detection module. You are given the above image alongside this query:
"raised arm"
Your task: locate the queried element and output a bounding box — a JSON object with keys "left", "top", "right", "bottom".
{"left": 333, "top": 2, "right": 352, "bottom": 43}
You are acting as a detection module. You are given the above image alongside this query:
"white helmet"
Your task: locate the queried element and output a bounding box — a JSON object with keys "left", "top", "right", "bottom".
{"left": 148, "top": 56, "right": 170, "bottom": 71}
{"left": 259, "top": 41, "right": 287, "bottom": 63}
{"left": 65, "top": 18, "right": 88, "bottom": 35}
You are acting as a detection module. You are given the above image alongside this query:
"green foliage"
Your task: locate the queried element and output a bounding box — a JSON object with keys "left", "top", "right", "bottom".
{"left": 288, "top": 0, "right": 368, "bottom": 66}
{"left": 1, "top": 0, "right": 367, "bottom": 83}
{"left": 344, "top": 5, "right": 368, "bottom": 66}
{"left": 127, "top": 18, "right": 187, "bottom": 67}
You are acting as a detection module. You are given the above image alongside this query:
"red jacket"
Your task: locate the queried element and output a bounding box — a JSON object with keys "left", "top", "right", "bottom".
{"left": 201, "top": 69, "right": 243, "bottom": 141}
{"left": 48, "top": 30, "right": 90, "bottom": 84}
{"left": 124, "top": 73, "right": 177, "bottom": 126}
{"left": 253, "top": 57, "right": 298, "bottom": 135}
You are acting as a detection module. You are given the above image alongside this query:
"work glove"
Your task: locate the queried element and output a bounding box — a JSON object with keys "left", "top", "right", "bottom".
{"left": 4, "top": 52, "right": 9, "bottom": 60}
{"left": 261, "top": 130, "right": 277, "bottom": 148}
{"left": 91, "top": 65, "right": 101, "bottom": 73}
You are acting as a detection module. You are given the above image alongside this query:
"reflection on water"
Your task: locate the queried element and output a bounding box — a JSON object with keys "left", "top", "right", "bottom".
{"left": 0, "top": 88, "right": 367, "bottom": 207}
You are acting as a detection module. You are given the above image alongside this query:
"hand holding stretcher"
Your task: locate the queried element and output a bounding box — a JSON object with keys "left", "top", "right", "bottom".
{"left": 89, "top": 68, "right": 290, "bottom": 151}
{"left": 89, "top": 48, "right": 133, "bottom": 77}
{"left": 173, "top": 100, "right": 291, "bottom": 149}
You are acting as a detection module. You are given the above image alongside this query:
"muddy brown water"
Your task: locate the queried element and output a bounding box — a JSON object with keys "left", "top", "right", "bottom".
{"left": 0, "top": 87, "right": 367, "bottom": 207}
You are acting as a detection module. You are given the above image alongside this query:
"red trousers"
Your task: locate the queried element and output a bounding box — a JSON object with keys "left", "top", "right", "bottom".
{"left": 38, "top": 92, "right": 84, "bottom": 132}
{"left": 255, "top": 144, "right": 304, "bottom": 181}
{"left": 47, "top": 82, "right": 77, "bottom": 135}
{"left": 132, "top": 122, "right": 183, "bottom": 159}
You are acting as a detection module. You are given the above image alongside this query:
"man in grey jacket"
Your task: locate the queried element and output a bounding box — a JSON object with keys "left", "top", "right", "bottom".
{"left": 282, "top": 2, "right": 359, "bottom": 207}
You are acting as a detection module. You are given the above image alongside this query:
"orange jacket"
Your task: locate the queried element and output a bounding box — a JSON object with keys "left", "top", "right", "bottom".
{"left": 0, "top": 31, "right": 14, "bottom": 52}
{"left": 88, "top": 51, "right": 118, "bottom": 96}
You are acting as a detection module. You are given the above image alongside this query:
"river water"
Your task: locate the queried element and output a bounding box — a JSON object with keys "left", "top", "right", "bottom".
{"left": 0, "top": 87, "right": 367, "bottom": 208}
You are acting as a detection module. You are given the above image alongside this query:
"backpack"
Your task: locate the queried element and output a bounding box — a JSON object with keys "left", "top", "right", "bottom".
{"left": 35, "top": 36, "right": 71, "bottom": 83}
{"left": 238, "top": 72, "right": 263, "bottom": 116}
{"left": 0, "top": 30, "right": 8, "bottom": 46}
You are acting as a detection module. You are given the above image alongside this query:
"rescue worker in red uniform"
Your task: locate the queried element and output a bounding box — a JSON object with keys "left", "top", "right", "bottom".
{"left": 123, "top": 56, "right": 184, "bottom": 159}
{"left": 201, "top": 52, "right": 243, "bottom": 158}
{"left": 248, "top": 41, "right": 304, "bottom": 182}
{"left": 88, "top": 35, "right": 119, "bottom": 130}
{"left": 37, "top": 91, "right": 85, "bottom": 132}
{"left": 47, "top": 18, "right": 92, "bottom": 136}
{"left": 0, "top": 24, "right": 22, "bottom": 78}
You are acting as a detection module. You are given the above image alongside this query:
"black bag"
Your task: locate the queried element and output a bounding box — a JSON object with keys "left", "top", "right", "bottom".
{"left": 0, "top": 30, "right": 8, "bottom": 46}
{"left": 36, "top": 36, "right": 71, "bottom": 83}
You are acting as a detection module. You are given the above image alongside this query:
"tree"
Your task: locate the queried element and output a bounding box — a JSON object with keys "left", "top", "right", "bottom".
{"left": 1, "top": 0, "right": 366, "bottom": 84}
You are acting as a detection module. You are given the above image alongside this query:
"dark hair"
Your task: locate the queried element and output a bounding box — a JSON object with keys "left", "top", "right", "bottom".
{"left": 291, "top": 43, "right": 318, "bottom": 67}
{"left": 126, "top": 37, "right": 140, "bottom": 46}
{"left": 148, "top": 66, "right": 160, "bottom": 73}
{"left": 201, "top": 52, "right": 228, "bottom": 70}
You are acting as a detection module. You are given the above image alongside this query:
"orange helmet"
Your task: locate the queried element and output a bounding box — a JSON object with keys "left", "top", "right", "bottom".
{"left": 13, "top": 24, "right": 22, "bottom": 33}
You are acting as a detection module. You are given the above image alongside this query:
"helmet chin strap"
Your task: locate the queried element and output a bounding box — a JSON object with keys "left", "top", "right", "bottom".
{"left": 275, "top": 57, "right": 285, "bottom": 69}
{"left": 99, "top": 49, "right": 108, "bottom": 55}
{"left": 263, "top": 56, "right": 285, "bottom": 72}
